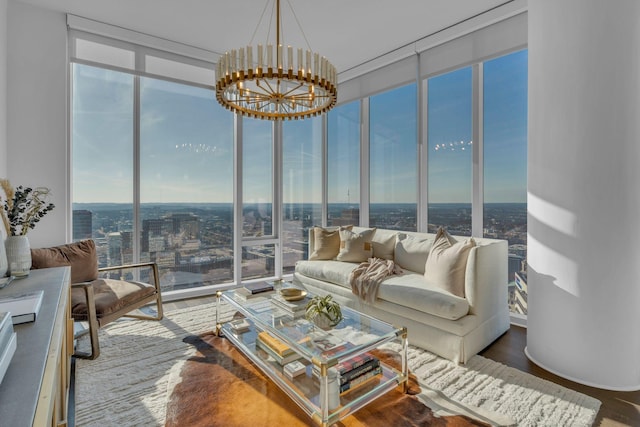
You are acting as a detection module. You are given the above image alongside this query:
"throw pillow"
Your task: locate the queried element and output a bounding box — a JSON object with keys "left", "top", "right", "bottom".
{"left": 309, "top": 226, "right": 353, "bottom": 260}
{"left": 31, "top": 239, "right": 99, "bottom": 284}
{"left": 423, "top": 228, "right": 476, "bottom": 298}
{"left": 336, "top": 228, "right": 376, "bottom": 263}
{"left": 372, "top": 232, "right": 396, "bottom": 260}
{"left": 394, "top": 233, "right": 433, "bottom": 274}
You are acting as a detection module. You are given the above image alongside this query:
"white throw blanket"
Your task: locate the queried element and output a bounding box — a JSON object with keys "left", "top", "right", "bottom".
{"left": 349, "top": 257, "right": 402, "bottom": 304}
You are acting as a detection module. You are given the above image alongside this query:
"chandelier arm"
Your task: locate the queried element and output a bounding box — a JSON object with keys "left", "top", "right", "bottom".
{"left": 237, "top": 86, "right": 276, "bottom": 98}
{"left": 280, "top": 82, "right": 305, "bottom": 97}
{"left": 261, "top": 78, "right": 278, "bottom": 96}
{"left": 288, "top": 93, "right": 330, "bottom": 100}
{"left": 240, "top": 94, "right": 273, "bottom": 104}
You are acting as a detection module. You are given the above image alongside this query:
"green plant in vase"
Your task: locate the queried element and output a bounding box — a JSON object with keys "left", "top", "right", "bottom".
{"left": 305, "top": 294, "right": 343, "bottom": 330}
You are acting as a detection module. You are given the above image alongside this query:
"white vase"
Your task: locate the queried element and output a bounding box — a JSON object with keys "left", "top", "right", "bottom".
{"left": 0, "top": 238, "right": 7, "bottom": 277}
{"left": 5, "top": 235, "right": 31, "bottom": 277}
{"left": 312, "top": 315, "right": 332, "bottom": 330}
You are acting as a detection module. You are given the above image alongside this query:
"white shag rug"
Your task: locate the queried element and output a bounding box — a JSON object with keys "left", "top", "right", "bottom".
{"left": 75, "top": 302, "right": 600, "bottom": 427}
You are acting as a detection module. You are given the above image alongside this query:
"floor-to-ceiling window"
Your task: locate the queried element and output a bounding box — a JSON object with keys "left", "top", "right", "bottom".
{"left": 483, "top": 49, "right": 528, "bottom": 315}
{"left": 139, "top": 77, "right": 234, "bottom": 291}
{"left": 72, "top": 64, "right": 134, "bottom": 268}
{"left": 282, "top": 118, "right": 323, "bottom": 272}
{"left": 327, "top": 101, "right": 360, "bottom": 226}
{"left": 369, "top": 84, "right": 417, "bottom": 231}
{"left": 427, "top": 67, "right": 473, "bottom": 236}
{"left": 241, "top": 118, "right": 275, "bottom": 280}
{"left": 72, "top": 64, "right": 235, "bottom": 293}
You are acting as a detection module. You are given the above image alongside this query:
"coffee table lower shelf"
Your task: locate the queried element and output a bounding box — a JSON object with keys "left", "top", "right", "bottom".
{"left": 221, "top": 320, "right": 405, "bottom": 426}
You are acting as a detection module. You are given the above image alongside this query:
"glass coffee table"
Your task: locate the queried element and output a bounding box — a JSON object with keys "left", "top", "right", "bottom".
{"left": 216, "top": 288, "right": 408, "bottom": 427}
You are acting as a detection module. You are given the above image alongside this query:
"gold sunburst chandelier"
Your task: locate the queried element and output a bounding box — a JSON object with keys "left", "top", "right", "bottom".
{"left": 215, "top": 0, "right": 337, "bottom": 120}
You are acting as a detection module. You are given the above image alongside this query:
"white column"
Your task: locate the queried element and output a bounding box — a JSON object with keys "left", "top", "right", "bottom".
{"left": 527, "top": 0, "right": 640, "bottom": 390}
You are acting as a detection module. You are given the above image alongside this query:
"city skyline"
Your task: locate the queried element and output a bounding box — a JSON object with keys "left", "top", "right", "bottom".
{"left": 72, "top": 200, "right": 527, "bottom": 314}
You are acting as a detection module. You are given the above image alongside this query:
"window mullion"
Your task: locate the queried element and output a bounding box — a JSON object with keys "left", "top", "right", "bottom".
{"left": 471, "top": 63, "right": 484, "bottom": 238}
{"left": 133, "top": 74, "right": 141, "bottom": 264}
{"left": 233, "top": 114, "right": 243, "bottom": 285}
{"left": 360, "top": 98, "right": 370, "bottom": 227}
{"left": 273, "top": 120, "right": 283, "bottom": 278}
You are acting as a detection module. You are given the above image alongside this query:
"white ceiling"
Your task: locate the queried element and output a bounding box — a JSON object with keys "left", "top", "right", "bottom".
{"left": 16, "top": 0, "right": 509, "bottom": 72}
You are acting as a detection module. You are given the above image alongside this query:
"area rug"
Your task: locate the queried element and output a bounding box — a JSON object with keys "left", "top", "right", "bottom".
{"left": 75, "top": 301, "right": 601, "bottom": 427}
{"left": 165, "top": 331, "right": 488, "bottom": 427}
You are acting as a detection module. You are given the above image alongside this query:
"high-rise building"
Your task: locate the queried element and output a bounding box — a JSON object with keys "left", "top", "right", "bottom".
{"left": 72, "top": 210, "right": 92, "bottom": 240}
{"left": 107, "top": 232, "right": 123, "bottom": 266}
{"left": 508, "top": 254, "right": 524, "bottom": 282}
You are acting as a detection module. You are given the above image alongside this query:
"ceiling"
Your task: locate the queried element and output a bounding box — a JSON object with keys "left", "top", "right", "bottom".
{"left": 16, "top": 0, "right": 510, "bottom": 73}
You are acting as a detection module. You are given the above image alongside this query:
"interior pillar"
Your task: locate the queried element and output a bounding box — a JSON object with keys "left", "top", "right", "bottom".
{"left": 527, "top": 0, "right": 640, "bottom": 390}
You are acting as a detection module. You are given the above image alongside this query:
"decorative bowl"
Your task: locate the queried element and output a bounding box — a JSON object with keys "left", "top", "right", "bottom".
{"left": 280, "top": 288, "right": 307, "bottom": 301}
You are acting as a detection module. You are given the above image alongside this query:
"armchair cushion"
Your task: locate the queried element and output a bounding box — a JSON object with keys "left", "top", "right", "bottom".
{"left": 31, "top": 240, "right": 99, "bottom": 283}
{"left": 71, "top": 278, "right": 157, "bottom": 321}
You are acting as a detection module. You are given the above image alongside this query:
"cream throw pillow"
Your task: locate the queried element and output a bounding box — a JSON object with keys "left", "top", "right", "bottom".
{"left": 309, "top": 226, "right": 353, "bottom": 260}
{"left": 336, "top": 228, "right": 376, "bottom": 262}
{"left": 424, "top": 228, "right": 475, "bottom": 298}
{"left": 372, "top": 232, "right": 396, "bottom": 260}
{"left": 394, "top": 233, "right": 433, "bottom": 274}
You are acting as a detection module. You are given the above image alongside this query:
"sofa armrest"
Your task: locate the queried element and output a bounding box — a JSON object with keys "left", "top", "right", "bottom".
{"left": 464, "top": 239, "right": 509, "bottom": 319}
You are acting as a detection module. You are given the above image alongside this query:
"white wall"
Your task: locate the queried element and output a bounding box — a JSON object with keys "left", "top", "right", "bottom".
{"left": 0, "top": 0, "right": 7, "bottom": 182}
{"left": 6, "top": 1, "right": 67, "bottom": 247}
{"left": 527, "top": 0, "right": 640, "bottom": 390}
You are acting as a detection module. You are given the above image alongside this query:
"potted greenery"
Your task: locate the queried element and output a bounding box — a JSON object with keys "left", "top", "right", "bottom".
{"left": 0, "top": 179, "right": 55, "bottom": 277}
{"left": 305, "top": 294, "right": 343, "bottom": 330}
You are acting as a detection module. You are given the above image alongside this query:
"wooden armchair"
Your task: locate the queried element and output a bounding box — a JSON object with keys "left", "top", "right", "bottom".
{"left": 31, "top": 240, "right": 163, "bottom": 359}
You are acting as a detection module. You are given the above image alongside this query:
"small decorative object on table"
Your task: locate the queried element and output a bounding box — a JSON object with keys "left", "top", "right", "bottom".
{"left": 229, "top": 318, "right": 250, "bottom": 333}
{"left": 305, "top": 294, "right": 343, "bottom": 330}
{"left": 0, "top": 179, "right": 55, "bottom": 278}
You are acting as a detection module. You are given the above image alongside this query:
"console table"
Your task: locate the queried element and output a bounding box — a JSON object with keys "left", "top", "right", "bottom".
{"left": 0, "top": 267, "right": 73, "bottom": 427}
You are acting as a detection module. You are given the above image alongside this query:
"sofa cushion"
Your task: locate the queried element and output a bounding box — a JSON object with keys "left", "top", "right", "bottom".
{"left": 71, "top": 278, "right": 157, "bottom": 321}
{"left": 424, "top": 228, "right": 475, "bottom": 298}
{"left": 378, "top": 272, "right": 470, "bottom": 320}
{"left": 372, "top": 231, "right": 396, "bottom": 260}
{"left": 31, "top": 239, "right": 99, "bottom": 284}
{"left": 394, "top": 233, "right": 433, "bottom": 274}
{"left": 295, "top": 260, "right": 358, "bottom": 289}
{"left": 336, "top": 228, "right": 376, "bottom": 263}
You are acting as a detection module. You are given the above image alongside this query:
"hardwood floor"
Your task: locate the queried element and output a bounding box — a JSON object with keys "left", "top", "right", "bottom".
{"left": 164, "top": 297, "right": 639, "bottom": 426}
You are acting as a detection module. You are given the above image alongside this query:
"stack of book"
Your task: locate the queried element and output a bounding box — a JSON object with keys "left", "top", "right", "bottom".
{"left": 313, "top": 352, "right": 382, "bottom": 394}
{"left": 336, "top": 353, "right": 381, "bottom": 393}
{"left": 256, "top": 331, "right": 301, "bottom": 365}
{"left": 270, "top": 293, "right": 309, "bottom": 318}
{"left": 283, "top": 360, "right": 306, "bottom": 379}
{"left": 235, "top": 282, "right": 275, "bottom": 300}
{"left": 0, "top": 312, "right": 17, "bottom": 385}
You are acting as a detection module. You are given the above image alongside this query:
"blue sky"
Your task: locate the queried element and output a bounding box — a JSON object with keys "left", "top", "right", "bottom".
{"left": 73, "top": 49, "right": 527, "bottom": 204}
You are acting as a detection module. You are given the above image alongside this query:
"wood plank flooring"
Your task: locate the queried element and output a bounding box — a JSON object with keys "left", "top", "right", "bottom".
{"left": 165, "top": 297, "right": 639, "bottom": 426}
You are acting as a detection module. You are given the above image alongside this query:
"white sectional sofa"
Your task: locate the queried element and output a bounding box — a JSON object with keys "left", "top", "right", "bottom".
{"left": 293, "top": 226, "right": 510, "bottom": 363}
